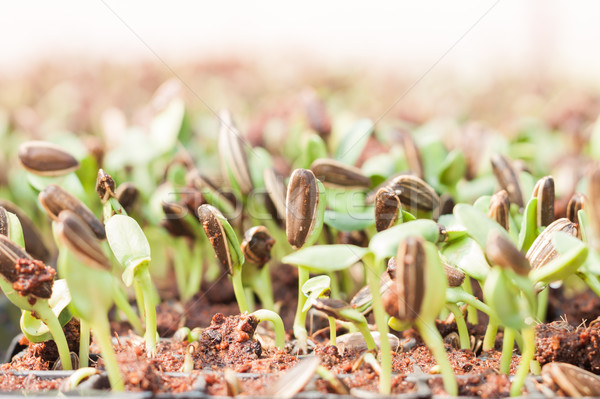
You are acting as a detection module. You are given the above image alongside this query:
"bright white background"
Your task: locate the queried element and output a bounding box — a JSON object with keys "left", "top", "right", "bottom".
{"left": 1, "top": 1, "right": 599, "bottom": 80}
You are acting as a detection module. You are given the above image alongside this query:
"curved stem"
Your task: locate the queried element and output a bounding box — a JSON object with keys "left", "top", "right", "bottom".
{"left": 251, "top": 309, "right": 285, "bottom": 350}
{"left": 328, "top": 317, "right": 337, "bottom": 346}
{"left": 536, "top": 287, "right": 549, "bottom": 322}
{"left": 112, "top": 282, "right": 143, "bottom": 335}
{"left": 35, "top": 303, "right": 72, "bottom": 370}
{"left": 364, "top": 255, "right": 391, "bottom": 395}
{"left": 447, "top": 303, "right": 470, "bottom": 350}
{"left": 232, "top": 269, "right": 249, "bottom": 313}
{"left": 510, "top": 326, "right": 535, "bottom": 397}
{"left": 483, "top": 317, "right": 498, "bottom": 352}
{"left": 293, "top": 267, "right": 310, "bottom": 352}
{"left": 92, "top": 315, "right": 124, "bottom": 391}
{"left": 416, "top": 319, "right": 457, "bottom": 396}
{"left": 136, "top": 271, "right": 157, "bottom": 355}
{"left": 500, "top": 327, "right": 515, "bottom": 375}
{"left": 79, "top": 320, "right": 90, "bottom": 368}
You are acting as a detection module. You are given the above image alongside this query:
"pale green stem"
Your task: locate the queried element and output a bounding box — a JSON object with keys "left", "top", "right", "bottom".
{"left": 500, "top": 327, "right": 515, "bottom": 375}
{"left": 579, "top": 272, "right": 600, "bottom": 298}
{"left": 462, "top": 276, "right": 479, "bottom": 324}
{"left": 136, "top": 271, "right": 157, "bottom": 355}
{"left": 34, "top": 303, "right": 73, "bottom": 370}
{"left": 63, "top": 368, "right": 99, "bottom": 391}
{"left": 79, "top": 320, "right": 90, "bottom": 368}
{"left": 356, "top": 321, "right": 377, "bottom": 351}
{"left": 251, "top": 309, "right": 285, "bottom": 350}
{"left": 92, "top": 315, "right": 124, "bottom": 391}
{"left": 364, "top": 256, "right": 391, "bottom": 395}
{"left": 172, "top": 242, "right": 189, "bottom": 301}
{"left": 328, "top": 317, "right": 337, "bottom": 346}
{"left": 245, "top": 287, "right": 255, "bottom": 312}
{"left": 416, "top": 319, "right": 458, "bottom": 396}
{"left": 252, "top": 265, "right": 274, "bottom": 311}
{"left": 133, "top": 282, "right": 146, "bottom": 320}
{"left": 447, "top": 304, "right": 470, "bottom": 350}
{"left": 328, "top": 272, "right": 340, "bottom": 299}
{"left": 510, "top": 326, "right": 535, "bottom": 397}
{"left": 530, "top": 360, "right": 541, "bottom": 375}
{"left": 293, "top": 267, "right": 310, "bottom": 352}
{"left": 232, "top": 269, "right": 249, "bottom": 313}
{"left": 536, "top": 287, "right": 549, "bottom": 322}
{"left": 185, "top": 245, "right": 204, "bottom": 302}
{"left": 112, "top": 283, "right": 143, "bottom": 335}
{"left": 448, "top": 287, "right": 493, "bottom": 316}
{"left": 340, "top": 268, "right": 355, "bottom": 297}
{"left": 483, "top": 317, "right": 498, "bottom": 351}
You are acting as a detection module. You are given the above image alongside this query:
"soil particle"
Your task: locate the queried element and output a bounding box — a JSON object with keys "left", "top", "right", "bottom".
{"left": 536, "top": 320, "right": 600, "bottom": 373}
{"left": 12, "top": 258, "right": 55, "bottom": 299}
{"left": 430, "top": 371, "right": 512, "bottom": 398}
{"left": 0, "top": 373, "right": 63, "bottom": 391}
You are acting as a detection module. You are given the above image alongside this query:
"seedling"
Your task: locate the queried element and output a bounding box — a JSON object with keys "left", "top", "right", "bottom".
{"left": 250, "top": 309, "right": 285, "bottom": 349}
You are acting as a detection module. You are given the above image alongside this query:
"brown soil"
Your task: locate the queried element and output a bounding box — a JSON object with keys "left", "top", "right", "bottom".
{"left": 430, "top": 371, "right": 512, "bottom": 398}
{"left": 547, "top": 286, "right": 600, "bottom": 325}
{"left": 0, "top": 373, "right": 63, "bottom": 391}
{"left": 12, "top": 258, "right": 55, "bottom": 299}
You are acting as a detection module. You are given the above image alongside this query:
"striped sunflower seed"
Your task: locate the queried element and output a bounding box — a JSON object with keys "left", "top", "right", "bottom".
{"left": 115, "top": 182, "right": 139, "bottom": 214}
{"left": 263, "top": 167, "right": 287, "bottom": 222}
{"left": 18, "top": 141, "right": 79, "bottom": 177}
{"left": 241, "top": 226, "right": 275, "bottom": 266}
{"left": 286, "top": 169, "right": 319, "bottom": 249}
{"left": 526, "top": 218, "right": 577, "bottom": 270}
{"left": 0, "top": 235, "right": 32, "bottom": 286}
{"left": 310, "top": 158, "right": 371, "bottom": 188}
{"left": 566, "top": 192, "right": 585, "bottom": 225}
{"left": 218, "top": 110, "right": 253, "bottom": 196}
{"left": 351, "top": 272, "right": 393, "bottom": 315}
{"left": 161, "top": 202, "right": 196, "bottom": 238}
{"left": 388, "top": 255, "right": 463, "bottom": 287}
{"left": 486, "top": 230, "right": 530, "bottom": 276}
{"left": 532, "top": 176, "right": 555, "bottom": 227}
{"left": 39, "top": 185, "right": 106, "bottom": 240}
{"left": 382, "top": 236, "right": 426, "bottom": 322}
{"left": 55, "top": 210, "right": 111, "bottom": 271}
{"left": 488, "top": 190, "right": 510, "bottom": 231}
{"left": 542, "top": 362, "right": 600, "bottom": 397}
{"left": 374, "top": 187, "right": 400, "bottom": 232}
{"left": 490, "top": 154, "right": 524, "bottom": 208}
{"left": 198, "top": 204, "right": 238, "bottom": 274}
{"left": 390, "top": 175, "right": 440, "bottom": 213}
{"left": 399, "top": 131, "right": 424, "bottom": 179}
{"left": 0, "top": 207, "right": 8, "bottom": 237}
{"left": 0, "top": 200, "right": 52, "bottom": 263}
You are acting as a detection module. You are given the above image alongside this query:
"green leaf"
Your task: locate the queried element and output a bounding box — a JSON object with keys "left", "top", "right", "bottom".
{"left": 438, "top": 150, "right": 466, "bottom": 187}
{"left": 369, "top": 219, "right": 439, "bottom": 259}
{"left": 324, "top": 209, "right": 374, "bottom": 232}
{"left": 335, "top": 119, "right": 373, "bottom": 166}
{"left": 301, "top": 275, "right": 331, "bottom": 312}
{"left": 303, "top": 180, "right": 327, "bottom": 248}
{"left": 529, "top": 232, "right": 588, "bottom": 284}
{"left": 420, "top": 241, "right": 447, "bottom": 321}
{"left": 150, "top": 98, "right": 185, "bottom": 152}
{"left": 454, "top": 204, "right": 513, "bottom": 249}
{"left": 483, "top": 267, "right": 526, "bottom": 330}
{"left": 298, "top": 134, "right": 328, "bottom": 170}
{"left": 105, "top": 215, "right": 151, "bottom": 286}
{"left": 6, "top": 211, "right": 25, "bottom": 248}
{"left": 441, "top": 236, "right": 489, "bottom": 282}
{"left": 20, "top": 279, "right": 72, "bottom": 342}
{"left": 282, "top": 244, "right": 368, "bottom": 273}
{"left": 517, "top": 197, "right": 538, "bottom": 252}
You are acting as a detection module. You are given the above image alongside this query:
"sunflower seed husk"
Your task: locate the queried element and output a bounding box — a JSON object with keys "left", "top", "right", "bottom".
{"left": 286, "top": 169, "right": 319, "bottom": 249}
{"left": 0, "top": 200, "right": 53, "bottom": 263}
{"left": 399, "top": 131, "right": 424, "bottom": 179}
{"left": 241, "top": 226, "right": 275, "bottom": 266}
{"left": 439, "top": 194, "right": 455, "bottom": 216}
{"left": 310, "top": 158, "right": 371, "bottom": 188}
{"left": 95, "top": 169, "right": 116, "bottom": 203}
{"left": 443, "top": 263, "right": 466, "bottom": 287}
{"left": 197, "top": 204, "right": 233, "bottom": 274}
{"left": 310, "top": 297, "right": 358, "bottom": 322}
{"left": 490, "top": 154, "right": 524, "bottom": 208}
{"left": 364, "top": 173, "right": 405, "bottom": 205}
{"left": 488, "top": 190, "right": 510, "bottom": 231}
{"left": 0, "top": 235, "right": 32, "bottom": 283}
{"left": 382, "top": 236, "right": 426, "bottom": 322}
{"left": 161, "top": 202, "right": 196, "bottom": 239}
{"left": 0, "top": 207, "right": 8, "bottom": 237}
{"left": 263, "top": 167, "right": 287, "bottom": 222}
{"left": 566, "top": 192, "right": 585, "bottom": 225}
{"left": 39, "top": 185, "right": 106, "bottom": 240}
{"left": 115, "top": 183, "right": 139, "bottom": 214}
{"left": 374, "top": 187, "right": 400, "bottom": 232}
{"left": 267, "top": 356, "right": 320, "bottom": 399}
{"left": 542, "top": 362, "right": 600, "bottom": 397}
{"left": 338, "top": 230, "right": 369, "bottom": 247}
{"left": 302, "top": 88, "right": 331, "bottom": 137}
{"left": 218, "top": 109, "right": 253, "bottom": 196}
{"left": 526, "top": 218, "right": 577, "bottom": 270}
{"left": 486, "top": 230, "right": 530, "bottom": 276}
{"left": 336, "top": 332, "right": 400, "bottom": 354}
{"left": 532, "top": 176, "right": 555, "bottom": 227}
{"left": 55, "top": 210, "right": 111, "bottom": 271}
{"left": 18, "top": 141, "right": 79, "bottom": 177}
{"left": 351, "top": 272, "right": 393, "bottom": 315}
{"left": 390, "top": 175, "right": 439, "bottom": 213}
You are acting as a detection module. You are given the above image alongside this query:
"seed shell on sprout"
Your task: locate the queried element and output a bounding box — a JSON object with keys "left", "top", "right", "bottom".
{"left": 0, "top": 207, "right": 8, "bottom": 237}
{"left": 55, "top": 210, "right": 112, "bottom": 271}
{"left": 526, "top": 218, "right": 577, "bottom": 270}
{"left": 532, "top": 175, "right": 555, "bottom": 227}
{"left": 351, "top": 272, "right": 393, "bottom": 315}
{"left": 18, "top": 141, "right": 79, "bottom": 177}
{"left": 374, "top": 187, "right": 400, "bottom": 232}
{"left": 310, "top": 158, "right": 371, "bottom": 188}
{"left": 115, "top": 182, "right": 139, "bottom": 213}
{"left": 0, "top": 235, "right": 33, "bottom": 283}
{"left": 39, "top": 185, "right": 106, "bottom": 240}
{"left": 161, "top": 201, "right": 196, "bottom": 239}
{"left": 490, "top": 154, "right": 524, "bottom": 208}
{"left": 566, "top": 192, "right": 585, "bottom": 225}
{"left": 301, "top": 88, "right": 331, "bottom": 137}
{"left": 0, "top": 200, "right": 52, "bottom": 263}
{"left": 542, "top": 362, "right": 600, "bottom": 397}
{"left": 95, "top": 169, "right": 116, "bottom": 203}
{"left": 486, "top": 230, "right": 531, "bottom": 276}
{"left": 197, "top": 204, "right": 233, "bottom": 274}
{"left": 389, "top": 175, "right": 440, "bottom": 213}
{"left": 488, "top": 190, "right": 510, "bottom": 231}
{"left": 286, "top": 168, "right": 319, "bottom": 249}
{"left": 389, "top": 255, "right": 463, "bottom": 288}
{"left": 263, "top": 167, "right": 287, "bottom": 222}
{"left": 241, "top": 226, "right": 275, "bottom": 266}
{"left": 218, "top": 109, "right": 253, "bottom": 196}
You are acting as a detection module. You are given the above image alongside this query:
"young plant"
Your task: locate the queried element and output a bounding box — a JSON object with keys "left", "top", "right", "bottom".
{"left": 105, "top": 214, "right": 158, "bottom": 355}
{"left": 382, "top": 236, "right": 456, "bottom": 396}
{"left": 55, "top": 210, "right": 123, "bottom": 390}
{"left": 250, "top": 309, "right": 285, "bottom": 350}
{"left": 302, "top": 275, "right": 334, "bottom": 343}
